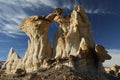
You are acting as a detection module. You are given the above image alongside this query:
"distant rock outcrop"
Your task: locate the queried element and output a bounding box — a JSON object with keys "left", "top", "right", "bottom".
{"left": 104, "top": 65, "right": 120, "bottom": 76}
{"left": 2, "top": 4, "right": 113, "bottom": 80}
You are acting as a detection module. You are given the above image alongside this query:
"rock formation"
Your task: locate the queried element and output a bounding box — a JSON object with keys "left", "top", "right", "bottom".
{"left": 95, "top": 44, "right": 111, "bottom": 62}
{"left": 2, "top": 48, "right": 22, "bottom": 74}
{"left": 53, "top": 4, "right": 94, "bottom": 59}
{"left": 19, "top": 15, "right": 53, "bottom": 72}
{"left": 104, "top": 65, "right": 120, "bottom": 75}
{"left": 53, "top": 4, "right": 100, "bottom": 74}
{"left": 18, "top": 8, "right": 63, "bottom": 73}
{"left": 53, "top": 14, "right": 70, "bottom": 58}
{"left": 1, "top": 4, "right": 113, "bottom": 80}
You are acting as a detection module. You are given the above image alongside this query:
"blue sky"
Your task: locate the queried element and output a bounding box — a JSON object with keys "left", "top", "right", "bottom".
{"left": 0, "top": 0, "right": 120, "bottom": 66}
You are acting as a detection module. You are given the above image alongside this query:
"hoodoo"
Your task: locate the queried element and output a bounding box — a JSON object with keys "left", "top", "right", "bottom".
{"left": 1, "top": 4, "right": 112, "bottom": 80}
{"left": 2, "top": 48, "right": 21, "bottom": 74}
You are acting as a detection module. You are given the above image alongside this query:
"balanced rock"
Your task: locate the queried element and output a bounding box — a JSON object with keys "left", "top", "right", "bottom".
{"left": 2, "top": 48, "right": 21, "bottom": 74}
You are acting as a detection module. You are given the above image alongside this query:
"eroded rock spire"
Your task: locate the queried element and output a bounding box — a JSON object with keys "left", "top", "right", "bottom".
{"left": 2, "top": 48, "right": 21, "bottom": 74}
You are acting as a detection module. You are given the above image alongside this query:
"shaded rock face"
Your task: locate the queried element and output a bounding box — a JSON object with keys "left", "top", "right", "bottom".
{"left": 2, "top": 4, "right": 112, "bottom": 80}
{"left": 95, "top": 44, "right": 112, "bottom": 62}
{"left": 0, "top": 61, "right": 5, "bottom": 69}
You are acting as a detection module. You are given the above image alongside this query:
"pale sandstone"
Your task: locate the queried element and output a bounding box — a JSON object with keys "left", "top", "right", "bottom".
{"left": 2, "top": 48, "right": 22, "bottom": 74}
{"left": 2, "top": 5, "right": 112, "bottom": 79}
{"left": 2, "top": 8, "right": 63, "bottom": 73}
{"left": 54, "top": 4, "right": 94, "bottom": 59}
{"left": 18, "top": 8, "right": 63, "bottom": 72}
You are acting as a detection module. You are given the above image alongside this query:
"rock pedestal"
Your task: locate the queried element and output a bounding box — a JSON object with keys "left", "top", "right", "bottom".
{"left": 19, "top": 16, "right": 52, "bottom": 72}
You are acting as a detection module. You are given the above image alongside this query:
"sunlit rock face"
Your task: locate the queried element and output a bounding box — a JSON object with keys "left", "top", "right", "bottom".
{"left": 2, "top": 48, "right": 22, "bottom": 74}
{"left": 2, "top": 8, "right": 63, "bottom": 73}
{"left": 53, "top": 4, "right": 94, "bottom": 59}
{"left": 53, "top": 4, "right": 98, "bottom": 72}
{"left": 53, "top": 15, "right": 70, "bottom": 58}
{"left": 18, "top": 8, "right": 62, "bottom": 72}
{"left": 2, "top": 4, "right": 112, "bottom": 80}
{"left": 52, "top": 4, "right": 112, "bottom": 80}
{"left": 19, "top": 16, "right": 52, "bottom": 72}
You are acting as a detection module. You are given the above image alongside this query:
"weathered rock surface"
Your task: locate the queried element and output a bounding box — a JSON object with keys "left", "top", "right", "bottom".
{"left": 2, "top": 48, "right": 22, "bottom": 74}
{"left": 95, "top": 44, "right": 111, "bottom": 62}
{"left": 53, "top": 4, "right": 101, "bottom": 74}
{"left": 18, "top": 8, "right": 63, "bottom": 73}
{"left": 53, "top": 4, "right": 94, "bottom": 59}
{"left": 0, "top": 61, "right": 5, "bottom": 69}
{"left": 1, "top": 8, "right": 63, "bottom": 73}
{"left": 1, "top": 4, "right": 113, "bottom": 80}
{"left": 19, "top": 16, "right": 52, "bottom": 72}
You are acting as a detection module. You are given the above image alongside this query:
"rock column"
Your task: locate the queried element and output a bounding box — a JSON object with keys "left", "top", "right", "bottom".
{"left": 19, "top": 8, "right": 63, "bottom": 72}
